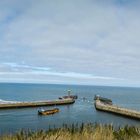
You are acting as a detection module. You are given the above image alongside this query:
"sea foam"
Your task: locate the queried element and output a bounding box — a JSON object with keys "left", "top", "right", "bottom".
{"left": 0, "top": 99, "right": 21, "bottom": 104}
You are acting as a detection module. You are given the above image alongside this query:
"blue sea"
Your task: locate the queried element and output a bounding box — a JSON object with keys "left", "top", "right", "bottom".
{"left": 0, "top": 83, "right": 140, "bottom": 134}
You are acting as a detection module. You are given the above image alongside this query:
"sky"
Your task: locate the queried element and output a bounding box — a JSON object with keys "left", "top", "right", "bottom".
{"left": 0, "top": 0, "right": 140, "bottom": 87}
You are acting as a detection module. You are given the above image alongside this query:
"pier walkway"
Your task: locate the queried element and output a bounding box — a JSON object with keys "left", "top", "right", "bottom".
{"left": 0, "top": 98, "right": 75, "bottom": 109}
{"left": 95, "top": 99, "right": 140, "bottom": 120}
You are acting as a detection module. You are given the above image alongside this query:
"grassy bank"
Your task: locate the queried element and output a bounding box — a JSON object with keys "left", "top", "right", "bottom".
{"left": 1, "top": 123, "right": 140, "bottom": 140}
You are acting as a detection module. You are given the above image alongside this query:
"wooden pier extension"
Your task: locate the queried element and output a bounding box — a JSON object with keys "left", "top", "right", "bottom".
{"left": 0, "top": 99, "right": 75, "bottom": 109}
{"left": 95, "top": 99, "right": 140, "bottom": 120}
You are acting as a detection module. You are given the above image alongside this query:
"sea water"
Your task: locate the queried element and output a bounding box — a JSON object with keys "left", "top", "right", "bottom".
{"left": 0, "top": 83, "right": 140, "bottom": 134}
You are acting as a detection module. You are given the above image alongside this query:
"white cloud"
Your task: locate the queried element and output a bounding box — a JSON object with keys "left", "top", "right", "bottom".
{"left": 2, "top": 62, "right": 51, "bottom": 71}
{"left": 0, "top": 62, "right": 120, "bottom": 80}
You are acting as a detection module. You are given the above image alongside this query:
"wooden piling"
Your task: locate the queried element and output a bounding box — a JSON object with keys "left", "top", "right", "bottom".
{"left": 0, "top": 98, "right": 75, "bottom": 109}
{"left": 95, "top": 99, "right": 140, "bottom": 120}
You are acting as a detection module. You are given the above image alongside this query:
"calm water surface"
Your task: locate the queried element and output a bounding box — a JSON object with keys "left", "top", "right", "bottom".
{"left": 0, "top": 83, "right": 140, "bottom": 134}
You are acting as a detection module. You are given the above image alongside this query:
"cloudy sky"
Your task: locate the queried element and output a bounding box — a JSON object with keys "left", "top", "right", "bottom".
{"left": 0, "top": 0, "right": 140, "bottom": 87}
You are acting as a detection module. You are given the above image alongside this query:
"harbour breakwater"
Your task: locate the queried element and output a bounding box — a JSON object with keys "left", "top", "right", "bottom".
{"left": 0, "top": 98, "right": 75, "bottom": 109}
{"left": 95, "top": 99, "right": 140, "bottom": 120}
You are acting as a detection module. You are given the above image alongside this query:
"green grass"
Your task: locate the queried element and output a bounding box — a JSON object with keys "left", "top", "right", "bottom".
{"left": 1, "top": 123, "right": 140, "bottom": 140}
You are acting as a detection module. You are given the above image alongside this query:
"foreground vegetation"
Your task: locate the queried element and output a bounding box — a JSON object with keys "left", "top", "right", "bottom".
{"left": 1, "top": 123, "right": 140, "bottom": 140}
